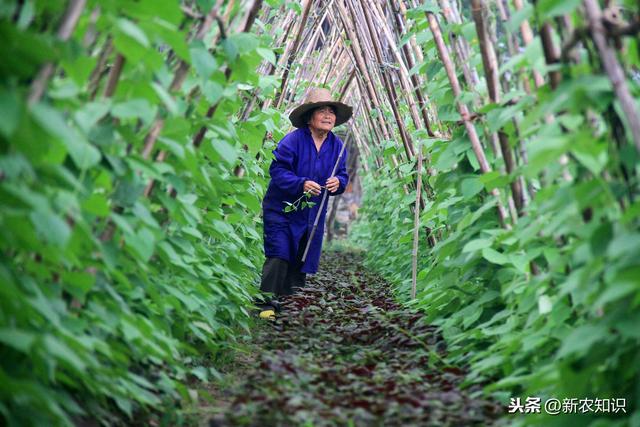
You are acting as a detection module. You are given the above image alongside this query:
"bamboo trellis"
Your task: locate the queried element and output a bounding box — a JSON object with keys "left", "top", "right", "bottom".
{"left": 253, "top": 0, "right": 639, "bottom": 297}
{"left": 46, "top": 0, "right": 639, "bottom": 296}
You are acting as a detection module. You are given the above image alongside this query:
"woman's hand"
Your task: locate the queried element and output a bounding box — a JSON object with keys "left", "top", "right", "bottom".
{"left": 303, "top": 180, "right": 322, "bottom": 196}
{"left": 326, "top": 177, "right": 340, "bottom": 193}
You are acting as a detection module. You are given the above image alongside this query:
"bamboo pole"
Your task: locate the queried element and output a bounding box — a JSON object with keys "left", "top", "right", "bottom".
{"left": 150, "top": 0, "right": 261, "bottom": 191}
{"left": 492, "top": 0, "right": 533, "bottom": 205}
{"left": 103, "top": 54, "right": 125, "bottom": 98}
{"left": 332, "top": 3, "right": 403, "bottom": 162}
{"left": 583, "top": 0, "right": 640, "bottom": 151}
{"left": 513, "top": 0, "right": 546, "bottom": 88}
{"left": 28, "top": 0, "right": 87, "bottom": 106}
{"left": 353, "top": 0, "right": 416, "bottom": 160}
{"left": 538, "top": 21, "right": 562, "bottom": 89}
{"left": 438, "top": 0, "right": 480, "bottom": 89}
{"left": 426, "top": 10, "right": 510, "bottom": 228}
{"left": 367, "top": 0, "right": 427, "bottom": 135}
{"left": 411, "top": 144, "right": 422, "bottom": 300}
{"left": 285, "top": 10, "right": 327, "bottom": 102}
{"left": 139, "top": 2, "right": 228, "bottom": 199}
{"left": 88, "top": 36, "right": 113, "bottom": 100}
{"left": 389, "top": 0, "right": 436, "bottom": 136}
{"left": 350, "top": 4, "right": 417, "bottom": 166}
{"left": 192, "top": 0, "right": 263, "bottom": 149}
{"left": 472, "top": 0, "right": 524, "bottom": 216}
{"left": 513, "top": 0, "right": 571, "bottom": 183}
{"left": 438, "top": 0, "right": 500, "bottom": 160}
{"left": 274, "top": 0, "right": 314, "bottom": 108}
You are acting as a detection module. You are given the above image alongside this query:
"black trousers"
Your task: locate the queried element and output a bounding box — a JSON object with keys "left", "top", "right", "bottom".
{"left": 260, "top": 234, "right": 307, "bottom": 297}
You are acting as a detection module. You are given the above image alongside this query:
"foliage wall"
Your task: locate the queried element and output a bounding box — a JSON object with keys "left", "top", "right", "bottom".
{"left": 350, "top": 1, "right": 640, "bottom": 425}
{"left": 0, "top": 0, "right": 291, "bottom": 425}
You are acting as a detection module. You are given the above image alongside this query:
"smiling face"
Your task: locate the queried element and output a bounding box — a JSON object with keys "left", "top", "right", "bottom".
{"left": 307, "top": 105, "right": 336, "bottom": 132}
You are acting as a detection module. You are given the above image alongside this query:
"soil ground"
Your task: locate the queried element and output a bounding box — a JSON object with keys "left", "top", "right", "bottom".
{"left": 197, "top": 250, "right": 502, "bottom": 426}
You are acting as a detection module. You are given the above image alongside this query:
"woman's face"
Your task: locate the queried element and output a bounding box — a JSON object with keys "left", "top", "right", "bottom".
{"left": 308, "top": 106, "right": 336, "bottom": 132}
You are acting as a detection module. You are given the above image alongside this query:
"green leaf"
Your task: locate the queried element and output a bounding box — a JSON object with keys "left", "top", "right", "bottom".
{"left": 31, "top": 104, "right": 101, "bottom": 169}
{"left": 557, "top": 324, "right": 608, "bottom": 358}
{"left": 507, "top": 2, "right": 533, "bottom": 33}
{"left": 538, "top": 295, "right": 552, "bottom": 314}
{"left": 460, "top": 177, "right": 484, "bottom": 199}
{"left": 44, "top": 335, "right": 87, "bottom": 371}
{"left": 82, "top": 193, "right": 110, "bottom": 217}
{"left": 30, "top": 208, "right": 71, "bottom": 247}
{"left": 462, "top": 238, "right": 492, "bottom": 253}
{"left": 202, "top": 80, "right": 223, "bottom": 104}
{"left": 256, "top": 47, "right": 276, "bottom": 65}
{"left": 481, "top": 248, "right": 509, "bottom": 265}
{"left": 112, "top": 99, "right": 156, "bottom": 123}
{"left": 0, "top": 329, "right": 36, "bottom": 353}
{"left": 596, "top": 266, "right": 640, "bottom": 308}
{"left": 125, "top": 227, "right": 156, "bottom": 262}
{"left": 478, "top": 171, "right": 510, "bottom": 191}
{"left": 116, "top": 18, "right": 150, "bottom": 47}
{"left": 151, "top": 82, "right": 178, "bottom": 115}
{"left": 229, "top": 33, "right": 259, "bottom": 54}
{"left": 74, "top": 101, "right": 111, "bottom": 133}
{"left": 61, "top": 271, "right": 96, "bottom": 300}
{"left": 190, "top": 46, "right": 218, "bottom": 80}
{"left": 0, "top": 89, "right": 21, "bottom": 137}
{"left": 607, "top": 232, "right": 640, "bottom": 259}
{"left": 211, "top": 139, "right": 238, "bottom": 165}
{"left": 570, "top": 136, "right": 608, "bottom": 175}
{"left": 222, "top": 38, "right": 239, "bottom": 62}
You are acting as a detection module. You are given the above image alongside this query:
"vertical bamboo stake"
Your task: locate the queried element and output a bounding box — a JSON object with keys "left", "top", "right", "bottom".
{"left": 103, "top": 54, "right": 125, "bottom": 98}
{"left": 28, "top": 0, "right": 87, "bottom": 106}
{"left": 438, "top": 0, "right": 501, "bottom": 160}
{"left": 438, "top": 0, "right": 481, "bottom": 89}
{"left": 367, "top": 0, "right": 428, "bottom": 135}
{"left": 491, "top": 0, "right": 533, "bottom": 205}
{"left": 332, "top": 4, "right": 404, "bottom": 161}
{"left": 88, "top": 37, "right": 113, "bottom": 100}
{"left": 352, "top": 2, "right": 417, "bottom": 165}
{"left": 285, "top": 11, "right": 327, "bottom": 103}
{"left": 538, "top": 8, "right": 576, "bottom": 182}
{"left": 583, "top": 0, "right": 640, "bottom": 151}
{"left": 513, "top": 0, "right": 546, "bottom": 88}
{"left": 472, "top": 0, "right": 524, "bottom": 216}
{"left": 353, "top": 0, "right": 416, "bottom": 159}
{"left": 426, "top": 10, "right": 510, "bottom": 228}
{"left": 538, "top": 21, "right": 562, "bottom": 89}
{"left": 389, "top": 0, "right": 436, "bottom": 136}
{"left": 411, "top": 144, "right": 422, "bottom": 300}
{"left": 274, "top": 0, "right": 314, "bottom": 108}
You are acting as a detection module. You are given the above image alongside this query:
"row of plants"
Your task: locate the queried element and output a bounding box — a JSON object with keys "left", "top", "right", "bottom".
{"left": 0, "top": 0, "right": 301, "bottom": 425}
{"left": 348, "top": 0, "right": 639, "bottom": 425}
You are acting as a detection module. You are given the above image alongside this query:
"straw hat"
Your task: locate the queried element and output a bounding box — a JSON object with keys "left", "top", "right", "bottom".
{"left": 288, "top": 87, "right": 353, "bottom": 128}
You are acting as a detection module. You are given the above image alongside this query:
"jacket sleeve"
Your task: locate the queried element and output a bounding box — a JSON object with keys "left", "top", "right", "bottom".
{"left": 330, "top": 144, "right": 349, "bottom": 196}
{"left": 269, "top": 134, "right": 307, "bottom": 196}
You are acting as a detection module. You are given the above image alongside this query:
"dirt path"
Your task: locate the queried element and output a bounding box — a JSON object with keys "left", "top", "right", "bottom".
{"left": 203, "top": 251, "right": 502, "bottom": 426}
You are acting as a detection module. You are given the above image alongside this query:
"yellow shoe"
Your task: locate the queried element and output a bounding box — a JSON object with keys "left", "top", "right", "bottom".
{"left": 259, "top": 309, "right": 276, "bottom": 320}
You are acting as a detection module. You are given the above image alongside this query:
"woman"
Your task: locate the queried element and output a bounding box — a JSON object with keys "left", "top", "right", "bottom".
{"left": 258, "top": 88, "right": 352, "bottom": 317}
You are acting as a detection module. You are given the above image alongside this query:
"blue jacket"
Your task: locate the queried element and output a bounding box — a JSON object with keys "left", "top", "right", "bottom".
{"left": 262, "top": 126, "right": 349, "bottom": 274}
